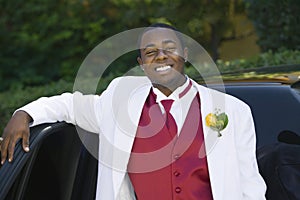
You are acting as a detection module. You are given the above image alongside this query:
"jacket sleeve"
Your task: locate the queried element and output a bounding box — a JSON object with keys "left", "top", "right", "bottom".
{"left": 16, "top": 91, "right": 103, "bottom": 133}
{"left": 234, "top": 103, "right": 267, "bottom": 200}
{"left": 15, "top": 78, "right": 123, "bottom": 133}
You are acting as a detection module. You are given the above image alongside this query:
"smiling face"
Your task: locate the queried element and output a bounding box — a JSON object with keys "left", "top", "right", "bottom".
{"left": 137, "top": 27, "right": 188, "bottom": 96}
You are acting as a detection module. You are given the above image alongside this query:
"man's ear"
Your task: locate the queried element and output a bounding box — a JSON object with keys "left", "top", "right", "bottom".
{"left": 183, "top": 47, "right": 188, "bottom": 62}
{"left": 137, "top": 57, "right": 144, "bottom": 70}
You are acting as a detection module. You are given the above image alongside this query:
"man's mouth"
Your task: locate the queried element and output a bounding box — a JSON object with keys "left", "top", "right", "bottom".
{"left": 155, "top": 65, "right": 172, "bottom": 72}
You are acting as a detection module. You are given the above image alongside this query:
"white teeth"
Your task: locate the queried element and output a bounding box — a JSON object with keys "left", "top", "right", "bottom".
{"left": 156, "top": 65, "right": 171, "bottom": 72}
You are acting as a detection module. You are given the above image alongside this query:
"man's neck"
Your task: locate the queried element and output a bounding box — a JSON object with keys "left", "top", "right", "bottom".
{"left": 153, "top": 75, "right": 187, "bottom": 97}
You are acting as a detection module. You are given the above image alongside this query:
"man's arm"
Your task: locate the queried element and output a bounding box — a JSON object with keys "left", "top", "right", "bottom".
{"left": 0, "top": 92, "right": 103, "bottom": 165}
{"left": 0, "top": 77, "right": 123, "bottom": 165}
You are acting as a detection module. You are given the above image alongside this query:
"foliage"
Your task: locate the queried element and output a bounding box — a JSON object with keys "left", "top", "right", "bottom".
{"left": 245, "top": 0, "right": 300, "bottom": 52}
{"left": 216, "top": 49, "right": 300, "bottom": 72}
{"left": 0, "top": 0, "right": 248, "bottom": 92}
{"left": 112, "top": 0, "right": 247, "bottom": 60}
{"left": 184, "top": 49, "right": 300, "bottom": 80}
{"left": 0, "top": 79, "right": 73, "bottom": 133}
{"left": 0, "top": 0, "right": 108, "bottom": 91}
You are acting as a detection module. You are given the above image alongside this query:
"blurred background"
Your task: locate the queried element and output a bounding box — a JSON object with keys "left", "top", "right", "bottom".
{"left": 0, "top": 0, "right": 299, "bottom": 131}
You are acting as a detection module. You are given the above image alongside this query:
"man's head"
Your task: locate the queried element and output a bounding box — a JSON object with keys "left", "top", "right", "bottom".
{"left": 137, "top": 23, "right": 185, "bottom": 56}
{"left": 137, "top": 23, "right": 188, "bottom": 95}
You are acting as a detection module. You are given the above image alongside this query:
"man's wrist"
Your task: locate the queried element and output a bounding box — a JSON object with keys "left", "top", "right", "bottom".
{"left": 15, "top": 110, "right": 33, "bottom": 124}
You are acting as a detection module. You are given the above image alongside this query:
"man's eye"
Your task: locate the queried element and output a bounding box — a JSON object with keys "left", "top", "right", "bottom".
{"left": 165, "top": 47, "right": 177, "bottom": 52}
{"left": 145, "top": 50, "right": 157, "bottom": 55}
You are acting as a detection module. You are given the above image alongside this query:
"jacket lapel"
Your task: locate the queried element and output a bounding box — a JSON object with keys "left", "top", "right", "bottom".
{"left": 195, "top": 81, "right": 228, "bottom": 200}
{"left": 111, "top": 77, "right": 152, "bottom": 198}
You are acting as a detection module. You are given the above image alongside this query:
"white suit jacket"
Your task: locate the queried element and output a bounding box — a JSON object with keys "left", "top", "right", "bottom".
{"left": 20, "top": 76, "right": 266, "bottom": 200}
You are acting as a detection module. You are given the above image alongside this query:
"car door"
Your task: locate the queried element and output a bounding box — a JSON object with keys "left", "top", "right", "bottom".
{"left": 0, "top": 122, "right": 98, "bottom": 200}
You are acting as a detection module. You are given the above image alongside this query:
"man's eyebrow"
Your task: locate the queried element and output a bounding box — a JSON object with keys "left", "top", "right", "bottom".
{"left": 143, "top": 44, "right": 156, "bottom": 50}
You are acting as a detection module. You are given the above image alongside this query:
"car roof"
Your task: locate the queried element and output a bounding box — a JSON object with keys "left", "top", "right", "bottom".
{"left": 196, "top": 64, "right": 300, "bottom": 86}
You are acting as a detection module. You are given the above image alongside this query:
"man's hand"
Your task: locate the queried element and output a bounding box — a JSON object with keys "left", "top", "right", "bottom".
{"left": 0, "top": 111, "right": 33, "bottom": 165}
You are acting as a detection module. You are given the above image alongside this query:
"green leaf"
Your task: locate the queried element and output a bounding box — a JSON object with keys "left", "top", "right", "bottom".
{"left": 217, "top": 112, "right": 229, "bottom": 130}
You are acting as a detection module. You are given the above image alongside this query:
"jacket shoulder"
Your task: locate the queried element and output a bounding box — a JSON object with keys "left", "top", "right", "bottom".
{"left": 193, "top": 81, "right": 250, "bottom": 110}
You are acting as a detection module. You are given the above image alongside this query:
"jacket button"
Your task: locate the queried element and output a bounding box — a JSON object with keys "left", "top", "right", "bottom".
{"left": 173, "top": 171, "right": 180, "bottom": 176}
{"left": 175, "top": 187, "right": 182, "bottom": 193}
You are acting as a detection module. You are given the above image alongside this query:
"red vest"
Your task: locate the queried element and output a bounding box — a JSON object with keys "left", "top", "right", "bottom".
{"left": 128, "top": 91, "right": 213, "bottom": 200}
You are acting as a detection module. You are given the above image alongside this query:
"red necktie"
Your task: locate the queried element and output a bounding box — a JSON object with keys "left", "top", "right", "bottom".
{"left": 161, "top": 99, "right": 178, "bottom": 137}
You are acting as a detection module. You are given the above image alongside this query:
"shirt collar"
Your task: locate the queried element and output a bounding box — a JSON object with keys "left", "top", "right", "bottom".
{"left": 152, "top": 75, "right": 191, "bottom": 102}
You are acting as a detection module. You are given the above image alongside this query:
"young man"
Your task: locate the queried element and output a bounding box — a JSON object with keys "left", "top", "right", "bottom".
{"left": 0, "top": 23, "right": 266, "bottom": 199}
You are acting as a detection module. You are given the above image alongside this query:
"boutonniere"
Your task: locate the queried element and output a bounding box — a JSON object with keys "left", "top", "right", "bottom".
{"left": 205, "top": 110, "right": 228, "bottom": 137}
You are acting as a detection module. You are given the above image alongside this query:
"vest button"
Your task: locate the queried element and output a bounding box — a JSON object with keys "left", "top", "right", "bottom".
{"left": 173, "top": 171, "right": 180, "bottom": 176}
{"left": 175, "top": 187, "right": 182, "bottom": 193}
{"left": 174, "top": 154, "right": 180, "bottom": 160}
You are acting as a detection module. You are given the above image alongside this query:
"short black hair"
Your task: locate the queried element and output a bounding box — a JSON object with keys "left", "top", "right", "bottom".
{"left": 137, "top": 23, "right": 185, "bottom": 57}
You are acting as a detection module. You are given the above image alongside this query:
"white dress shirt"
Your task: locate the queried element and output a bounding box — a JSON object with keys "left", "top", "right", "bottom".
{"left": 153, "top": 77, "right": 197, "bottom": 135}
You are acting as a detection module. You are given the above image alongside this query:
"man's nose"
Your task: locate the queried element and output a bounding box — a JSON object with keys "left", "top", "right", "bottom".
{"left": 156, "top": 49, "right": 168, "bottom": 60}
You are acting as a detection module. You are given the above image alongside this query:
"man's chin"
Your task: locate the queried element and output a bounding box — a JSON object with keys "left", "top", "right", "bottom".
{"left": 148, "top": 72, "right": 185, "bottom": 88}
{"left": 151, "top": 80, "right": 180, "bottom": 92}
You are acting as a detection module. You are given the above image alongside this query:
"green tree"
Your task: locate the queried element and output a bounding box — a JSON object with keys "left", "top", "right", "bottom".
{"left": 246, "top": 0, "right": 300, "bottom": 52}
{"left": 108, "top": 0, "right": 248, "bottom": 60}
{"left": 0, "top": 0, "right": 250, "bottom": 92}
{"left": 0, "top": 0, "right": 107, "bottom": 91}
